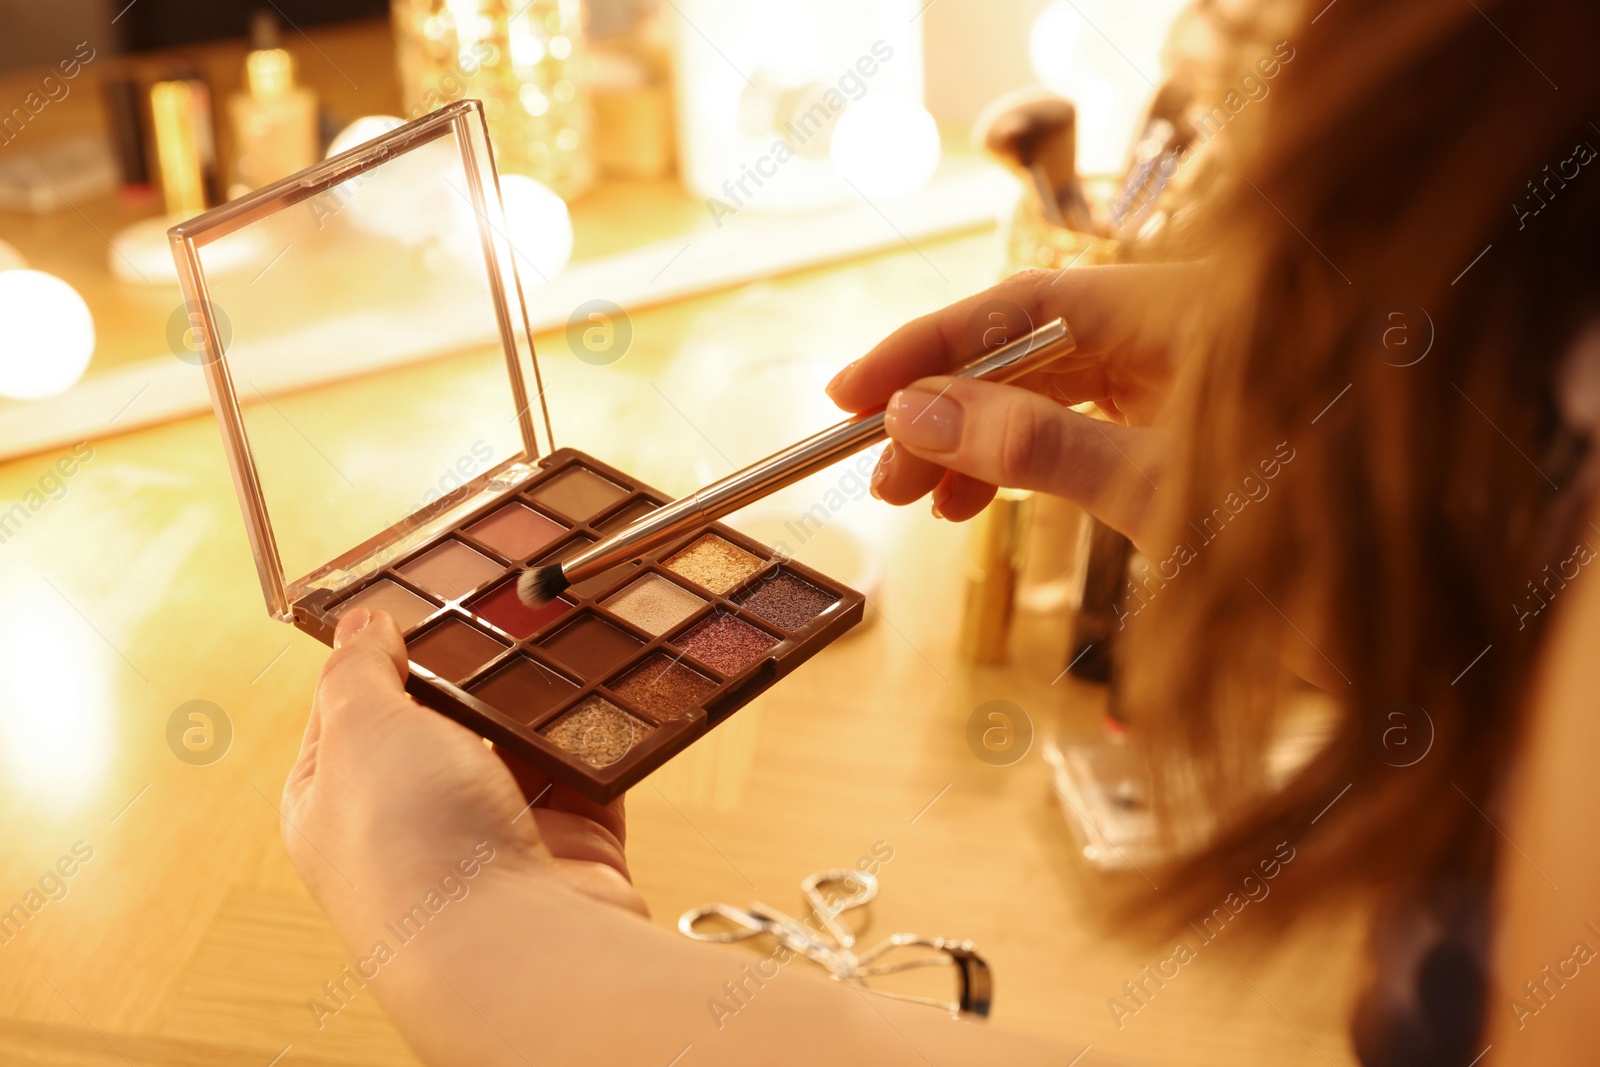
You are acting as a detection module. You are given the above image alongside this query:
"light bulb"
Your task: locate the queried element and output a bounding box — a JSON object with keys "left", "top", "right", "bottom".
{"left": 829, "top": 95, "right": 942, "bottom": 200}
{"left": 495, "top": 173, "right": 573, "bottom": 284}
{"left": 0, "top": 271, "right": 95, "bottom": 399}
{"left": 326, "top": 115, "right": 406, "bottom": 158}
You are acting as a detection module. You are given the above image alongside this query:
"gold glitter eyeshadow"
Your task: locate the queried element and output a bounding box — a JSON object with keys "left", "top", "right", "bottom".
{"left": 664, "top": 534, "right": 765, "bottom": 595}
{"left": 542, "top": 696, "right": 653, "bottom": 767}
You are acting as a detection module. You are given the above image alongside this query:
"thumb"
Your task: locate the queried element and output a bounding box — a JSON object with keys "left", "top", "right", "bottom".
{"left": 882, "top": 376, "right": 1161, "bottom": 539}
{"left": 315, "top": 607, "right": 411, "bottom": 722}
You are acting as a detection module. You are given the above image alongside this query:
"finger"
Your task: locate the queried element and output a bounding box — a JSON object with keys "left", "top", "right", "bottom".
{"left": 931, "top": 470, "right": 998, "bottom": 522}
{"left": 870, "top": 441, "right": 947, "bottom": 506}
{"left": 884, "top": 377, "right": 1159, "bottom": 538}
{"left": 313, "top": 608, "right": 411, "bottom": 729}
{"left": 826, "top": 265, "right": 1157, "bottom": 413}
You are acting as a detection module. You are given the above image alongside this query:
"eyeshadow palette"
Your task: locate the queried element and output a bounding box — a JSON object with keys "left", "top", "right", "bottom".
{"left": 292, "top": 450, "right": 861, "bottom": 799}
{"left": 172, "top": 102, "right": 863, "bottom": 803}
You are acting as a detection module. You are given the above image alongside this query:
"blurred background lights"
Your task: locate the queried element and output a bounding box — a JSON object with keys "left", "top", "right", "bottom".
{"left": 1028, "top": 0, "right": 1189, "bottom": 175}
{"left": 0, "top": 239, "right": 25, "bottom": 273}
{"left": 496, "top": 172, "right": 574, "bottom": 284}
{"left": 0, "top": 270, "right": 96, "bottom": 400}
{"left": 829, "top": 96, "right": 942, "bottom": 200}
{"left": 325, "top": 114, "right": 407, "bottom": 158}
{"left": 0, "top": 580, "right": 113, "bottom": 813}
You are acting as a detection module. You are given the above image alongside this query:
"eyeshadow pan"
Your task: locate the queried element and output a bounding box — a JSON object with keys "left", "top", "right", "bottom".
{"left": 596, "top": 498, "right": 660, "bottom": 534}
{"left": 610, "top": 654, "right": 718, "bottom": 722}
{"left": 397, "top": 539, "right": 505, "bottom": 600}
{"left": 408, "top": 618, "right": 508, "bottom": 684}
{"left": 677, "top": 612, "right": 778, "bottom": 676}
{"left": 469, "top": 655, "right": 580, "bottom": 725}
{"left": 471, "top": 579, "right": 573, "bottom": 639}
{"left": 530, "top": 466, "right": 628, "bottom": 522}
{"left": 467, "top": 502, "right": 565, "bottom": 561}
{"left": 540, "top": 536, "right": 638, "bottom": 598}
{"left": 664, "top": 534, "right": 766, "bottom": 595}
{"left": 732, "top": 571, "right": 840, "bottom": 632}
{"left": 603, "top": 574, "right": 705, "bottom": 637}
{"left": 335, "top": 579, "right": 436, "bottom": 632}
{"left": 543, "top": 696, "right": 653, "bottom": 767}
{"left": 540, "top": 613, "right": 645, "bottom": 678}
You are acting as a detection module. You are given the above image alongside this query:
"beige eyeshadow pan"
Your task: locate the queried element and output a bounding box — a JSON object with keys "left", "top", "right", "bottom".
{"left": 397, "top": 539, "right": 504, "bottom": 600}
{"left": 529, "top": 466, "right": 628, "bottom": 522}
{"left": 334, "top": 578, "right": 436, "bottom": 632}
{"left": 603, "top": 574, "right": 704, "bottom": 636}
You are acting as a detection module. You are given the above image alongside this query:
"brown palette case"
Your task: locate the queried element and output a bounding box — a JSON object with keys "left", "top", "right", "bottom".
{"left": 297, "top": 449, "right": 861, "bottom": 801}
{"left": 169, "top": 101, "right": 862, "bottom": 803}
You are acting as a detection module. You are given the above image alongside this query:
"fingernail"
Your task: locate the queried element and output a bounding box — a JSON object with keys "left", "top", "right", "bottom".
{"left": 870, "top": 443, "right": 894, "bottom": 500}
{"left": 886, "top": 386, "right": 962, "bottom": 453}
{"left": 825, "top": 363, "right": 852, "bottom": 400}
{"left": 931, "top": 480, "right": 950, "bottom": 520}
{"left": 334, "top": 607, "right": 371, "bottom": 648}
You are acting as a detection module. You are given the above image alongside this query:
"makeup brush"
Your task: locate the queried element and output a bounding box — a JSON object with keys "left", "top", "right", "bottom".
{"left": 975, "top": 91, "right": 1095, "bottom": 234}
{"left": 518, "top": 317, "right": 1079, "bottom": 608}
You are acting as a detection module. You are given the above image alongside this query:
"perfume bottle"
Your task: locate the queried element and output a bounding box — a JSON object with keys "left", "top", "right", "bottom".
{"left": 228, "top": 22, "right": 317, "bottom": 198}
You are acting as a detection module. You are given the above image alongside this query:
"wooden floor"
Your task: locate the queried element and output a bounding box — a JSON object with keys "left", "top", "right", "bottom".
{"left": 0, "top": 20, "right": 1364, "bottom": 1066}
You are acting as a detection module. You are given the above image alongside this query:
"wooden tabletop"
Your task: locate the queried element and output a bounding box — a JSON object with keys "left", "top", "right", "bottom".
{"left": 0, "top": 18, "right": 1363, "bottom": 1067}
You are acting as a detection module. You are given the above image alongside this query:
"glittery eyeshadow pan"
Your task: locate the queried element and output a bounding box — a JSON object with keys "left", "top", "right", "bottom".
{"left": 677, "top": 612, "right": 778, "bottom": 675}
{"left": 610, "top": 654, "right": 718, "bottom": 722}
{"left": 603, "top": 574, "right": 705, "bottom": 636}
{"left": 732, "top": 571, "right": 839, "bottom": 632}
{"left": 335, "top": 579, "right": 436, "bottom": 632}
{"left": 542, "top": 696, "right": 654, "bottom": 767}
{"left": 664, "top": 534, "right": 765, "bottom": 595}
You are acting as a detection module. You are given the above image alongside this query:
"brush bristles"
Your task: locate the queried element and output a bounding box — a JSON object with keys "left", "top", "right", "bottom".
{"left": 517, "top": 564, "right": 570, "bottom": 608}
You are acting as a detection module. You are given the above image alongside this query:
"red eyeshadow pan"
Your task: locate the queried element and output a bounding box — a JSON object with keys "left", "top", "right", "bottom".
{"left": 470, "top": 579, "right": 574, "bottom": 639}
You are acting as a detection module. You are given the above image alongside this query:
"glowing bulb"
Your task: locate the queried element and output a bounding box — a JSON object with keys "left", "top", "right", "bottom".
{"left": 0, "top": 271, "right": 94, "bottom": 399}
{"left": 495, "top": 173, "right": 573, "bottom": 284}
{"left": 327, "top": 115, "right": 407, "bottom": 159}
{"left": 0, "top": 239, "right": 25, "bottom": 272}
{"left": 829, "top": 96, "right": 941, "bottom": 200}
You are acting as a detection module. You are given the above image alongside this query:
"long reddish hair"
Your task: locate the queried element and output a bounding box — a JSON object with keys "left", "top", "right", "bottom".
{"left": 1126, "top": 0, "right": 1600, "bottom": 935}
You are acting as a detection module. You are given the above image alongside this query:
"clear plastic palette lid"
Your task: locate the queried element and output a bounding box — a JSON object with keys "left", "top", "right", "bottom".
{"left": 170, "top": 101, "right": 555, "bottom": 619}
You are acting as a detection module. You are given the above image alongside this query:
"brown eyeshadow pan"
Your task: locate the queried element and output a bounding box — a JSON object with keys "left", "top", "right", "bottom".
{"left": 540, "top": 613, "right": 644, "bottom": 678}
{"left": 596, "top": 498, "right": 659, "bottom": 534}
{"left": 468, "top": 655, "right": 580, "bottom": 725}
{"left": 665, "top": 534, "right": 766, "bottom": 595}
{"left": 335, "top": 579, "right": 436, "bottom": 632}
{"left": 610, "top": 654, "right": 718, "bottom": 722}
{"left": 466, "top": 501, "right": 565, "bottom": 561}
{"left": 542, "top": 696, "right": 653, "bottom": 767}
{"left": 677, "top": 612, "right": 779, "bottom": 676}
{"left": 529, "top": 465, "right": 628, "bottom": 522}
{"left": 408, "top": 617, "right": 508, "bottom": 684}
{"left": 470, "top": 579, "right": 574, "bottom": 639}
{"left": 397, "top": 539, "right": 504, "bottom": 601}
{"left": 732, "top": 570, "right": 840, "bottom": 632}
{"left": 603, "top": 574, "right": 705, "bottom": 637}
